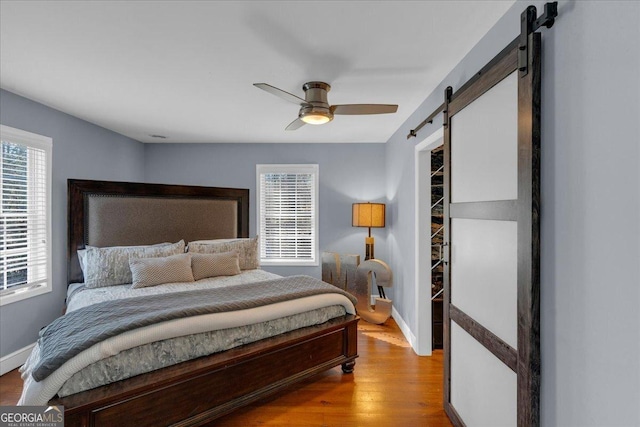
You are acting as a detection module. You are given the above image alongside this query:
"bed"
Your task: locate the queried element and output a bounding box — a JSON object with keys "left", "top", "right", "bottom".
{"left": 20, "top": 179, "right": 359, "bottom": 426}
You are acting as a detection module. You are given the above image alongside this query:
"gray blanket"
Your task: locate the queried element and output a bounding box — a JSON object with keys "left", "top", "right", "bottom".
{"left": 33, "top": 275, "right": 356, "bottom": 382}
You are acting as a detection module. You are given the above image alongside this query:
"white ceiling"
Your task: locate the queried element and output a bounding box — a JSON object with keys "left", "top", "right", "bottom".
{"left": 0, "top": 1, "right": 514, "bottom": 143}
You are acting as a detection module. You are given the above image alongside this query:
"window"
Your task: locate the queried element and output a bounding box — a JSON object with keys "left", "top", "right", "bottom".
{"left": 0, "top": 125, "right": 52, "bottom": 306}
{"left": 257, "top": 164, "right": 319, "bottom": 266}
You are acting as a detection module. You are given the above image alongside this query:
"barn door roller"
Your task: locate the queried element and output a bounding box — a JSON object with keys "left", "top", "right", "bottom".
{"left": 519, "top": 2, "right": 558, "bottom": 77}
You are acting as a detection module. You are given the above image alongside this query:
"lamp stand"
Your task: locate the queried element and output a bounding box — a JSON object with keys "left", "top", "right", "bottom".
{"left": 365, "top": 236, "right": 374, "bottom": 260}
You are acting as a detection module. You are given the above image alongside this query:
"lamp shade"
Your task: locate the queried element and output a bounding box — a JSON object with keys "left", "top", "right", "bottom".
{"left": 352, "top": 203, "right": 385, "bottom": 228}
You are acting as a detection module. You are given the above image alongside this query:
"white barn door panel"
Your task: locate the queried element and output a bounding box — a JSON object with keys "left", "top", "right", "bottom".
{"left": 451, "top": 323, "right": 517, "bottom": 427}
{"left": 450, "top": 218, "right": 518, "bottom": 349}
{"left": 450, "top": 72, "right": 518, "bottom": 204}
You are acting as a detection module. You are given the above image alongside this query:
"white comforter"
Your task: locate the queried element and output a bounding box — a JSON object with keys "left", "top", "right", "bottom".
{"left": 19, "top": 271, "right": 356, "bottom": 405}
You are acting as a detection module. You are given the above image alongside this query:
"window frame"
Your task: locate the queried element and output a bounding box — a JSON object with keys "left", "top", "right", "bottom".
{"left": 256, "top": 164, "right": 319, "bottom": 267}
{"left": 0, "top": 125, "right": 52, "bottom": 306}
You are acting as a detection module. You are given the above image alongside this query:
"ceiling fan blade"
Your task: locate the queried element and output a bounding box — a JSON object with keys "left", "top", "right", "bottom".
{"left": 253, "top": 83, "right": 308, "bottom": 106}
{"left": 331, "top": 104, "right": 398, "bottom": 115}
{"left": 285, "top": 118, "right": 306, "bottom": 131}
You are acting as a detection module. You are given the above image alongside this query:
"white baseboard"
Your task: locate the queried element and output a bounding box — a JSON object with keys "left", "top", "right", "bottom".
{"left": 391, "top": 306, "right": 417, "bottom": 351}
{"left": 1, "top": 343, "right": 34, "bottom": 376}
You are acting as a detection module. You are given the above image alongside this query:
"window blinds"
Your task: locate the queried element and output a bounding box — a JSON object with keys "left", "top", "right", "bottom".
{"left": 257, "top": 165, "right": 318, "bottom": 265}
{"left": 0, "top": 133, "right": 50, "bottom": 297}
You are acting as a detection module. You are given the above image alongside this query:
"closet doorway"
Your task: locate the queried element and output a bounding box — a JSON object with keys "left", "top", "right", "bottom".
{"left": 413, "top": 127, "right": 444, "bottom": 356}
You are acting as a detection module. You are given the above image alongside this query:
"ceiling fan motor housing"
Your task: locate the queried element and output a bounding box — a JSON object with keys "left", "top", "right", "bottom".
{"left": 253, "top": 80, "right": 398, "bottom": 129}
{"left": 300, "top": 82, "right": 333, "bottom": 123}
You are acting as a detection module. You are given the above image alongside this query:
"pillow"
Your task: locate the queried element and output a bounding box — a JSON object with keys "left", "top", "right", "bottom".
{"left": 83, "top": 240, "right": 186, "bottom": 288}
{"left": 130, "top": 253, "right": 194, "bottom": 289}
{"left": 188, "top": 236, "right": 259, "bottom": 270}
{"left": 77, "top": 241, "right": 171, "bottom": 276}
{"left": 191, "top": 251, "right": 241, "bottom": 280}
{"left": 77, "top": 249, "right": 87, "bottom": 275}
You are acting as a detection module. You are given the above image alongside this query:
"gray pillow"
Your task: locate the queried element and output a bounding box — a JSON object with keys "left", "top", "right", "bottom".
{"left": 130, "top": 253, "right": 194, "bottom": 289}
{"left": 78, "top": 241, "right": 171, "bottom": 278}
{"left": 191, "top": 251, "right": 241, "bottom": 280}
{"left": 188, "top": 236, "right": 259, "bottom": 270}
{"left": 84, "top": 240, "right": 185, "bottom": 288}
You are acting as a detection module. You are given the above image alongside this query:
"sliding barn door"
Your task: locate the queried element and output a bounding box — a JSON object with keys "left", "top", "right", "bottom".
{"left": 443, "top": 34, "right": 540, "bottom": 426}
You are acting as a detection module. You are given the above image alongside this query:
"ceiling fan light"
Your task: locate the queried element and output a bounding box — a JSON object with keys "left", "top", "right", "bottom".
{"left": 301, "top": 113, "right": 331, "bottom": 125}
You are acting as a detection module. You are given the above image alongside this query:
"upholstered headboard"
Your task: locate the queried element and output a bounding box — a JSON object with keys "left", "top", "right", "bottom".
{"left": 67, "top": 179, "right": 249, "bottom": 284}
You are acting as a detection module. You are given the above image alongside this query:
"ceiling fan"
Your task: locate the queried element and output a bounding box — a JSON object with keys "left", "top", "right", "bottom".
{"left": 253, "top": 81, "right": 398, "bottom": 131}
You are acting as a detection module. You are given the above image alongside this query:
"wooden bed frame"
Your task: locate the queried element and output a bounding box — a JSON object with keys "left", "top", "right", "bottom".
{"left": 54, "top": 179, "right": 358, "bottom": 426}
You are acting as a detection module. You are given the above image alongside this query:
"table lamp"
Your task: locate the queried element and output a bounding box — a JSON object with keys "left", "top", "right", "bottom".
{"left": 352, "top": 202, "right": 385, "bottom": 260}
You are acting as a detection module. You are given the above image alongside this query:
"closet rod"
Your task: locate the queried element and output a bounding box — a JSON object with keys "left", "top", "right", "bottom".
{"left": 406, "top": 102, "right": 445, "bottom": 139}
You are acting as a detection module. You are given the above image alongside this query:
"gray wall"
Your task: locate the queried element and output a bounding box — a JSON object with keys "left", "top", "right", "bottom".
{"left": 0, "top": 89, "right": 145, "bottom": 357}
{"left": 386, "top": 1, "right": 639, "bottom": 426}
{"left": 144, "top": 143, "right": 387, "bottom": 278}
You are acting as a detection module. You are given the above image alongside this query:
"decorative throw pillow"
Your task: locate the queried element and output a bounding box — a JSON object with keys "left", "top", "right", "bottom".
{"left": 78, "top": 241, "right": 171, "bottom": 278}
{"left": 130, "top": 253, "right": 194, "bottom": 289}
{"left": 188, "top": 236, "right": 259, "bottom": 270}
{"left": 191, "top": 251, "right": 241, "bottom": 280}
{"left": 83, "top": 240, "right": 185, "bottom": 288}
{"left": 78, "top": 242, "right": 173, "bottom": 276}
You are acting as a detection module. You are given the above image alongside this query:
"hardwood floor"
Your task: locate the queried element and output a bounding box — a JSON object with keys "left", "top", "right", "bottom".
{"left": 0, "top": 319, "right": 452, "bottom": 427}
